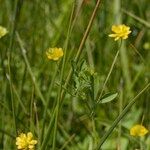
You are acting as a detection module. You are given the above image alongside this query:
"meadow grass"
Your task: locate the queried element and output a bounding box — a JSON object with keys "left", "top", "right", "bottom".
{"left": 0, "top": 0, "right": 150, "bottom": 149}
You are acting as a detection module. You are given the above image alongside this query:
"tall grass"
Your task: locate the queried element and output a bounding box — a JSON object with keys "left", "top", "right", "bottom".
{"left": 0, "top": 0, "right": 150, "bottom": 149}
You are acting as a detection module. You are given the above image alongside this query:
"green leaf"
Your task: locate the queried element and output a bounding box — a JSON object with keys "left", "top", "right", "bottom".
{"left": 100, "top": 92, "right": 118, "bottom": 103}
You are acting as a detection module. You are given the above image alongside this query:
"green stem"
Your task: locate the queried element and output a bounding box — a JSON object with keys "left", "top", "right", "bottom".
{"left": 16, "top": 33, "right": 46, "bottom": 106}
{"left": 122, "top": 9, "right": 150, "bottom": 28}
{"left": 96, "top": 41, "right": 122, "bottom": 102}
{"left": 7, "top": 0, "right": 23, "bottom": 135}
{"left": 96, "top": 83, "right": 150, "bottom": 149}
{"left": 118, "top": 80, "right": 123, "bottom": 149}
{"left": 41, "top": 109, "right": 56, "bottom": 150}
{"left": 52, "top": 2, "right": 75, "bottom": 149}
{"left": 12, "top": 84, "right": 28, "bottom": 115}
{"left": 52, "top": 105, "right": 59, "bottom": 150}
{"left": 40, "top": 64, "right": 58, "bottom": 144}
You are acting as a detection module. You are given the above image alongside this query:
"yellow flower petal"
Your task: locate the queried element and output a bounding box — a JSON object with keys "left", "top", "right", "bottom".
{"left": 109, "top": 24, "right": 131, "bottom": 41}
{"left": 0, "top": 26, "right": 8, "bottom": 38}
{"left": 46, "top": 47, "right": 64, "bottom": 61}
{"left": 130, "top": 124, "right": 149, "bottom": 137}
{"left": 16, "top": 132, "right": 37, "bottom": 150}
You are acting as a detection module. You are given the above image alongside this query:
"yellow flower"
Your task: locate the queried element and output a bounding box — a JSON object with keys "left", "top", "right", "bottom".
{"left": 130, "top": 124, "right": 149, "bottom": 137}
{"left": 0, "top": 26, "right": 8, "bottom": 38}
{"left": 109, "top": 24, "right": 131, "bottom": 41}
{"left": 16, "top": 132, "right": 37, "bottom": 150}
{"left": 46, "top": 47, "right": 64, "bottom": 61}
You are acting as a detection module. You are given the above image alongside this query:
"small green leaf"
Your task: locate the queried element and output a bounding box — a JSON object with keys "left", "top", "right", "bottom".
{"left": 100, "top": 92, "right": 118, "bottom": 103}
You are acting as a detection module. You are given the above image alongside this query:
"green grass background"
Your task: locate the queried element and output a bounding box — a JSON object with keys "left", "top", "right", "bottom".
{"left": 0, "top": 0, "right": 150, "bottom": 149}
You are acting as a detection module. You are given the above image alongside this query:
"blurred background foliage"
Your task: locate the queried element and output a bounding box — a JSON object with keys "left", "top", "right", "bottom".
{"left": 0, "top": 0, "right": 150, "bottom": 149}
